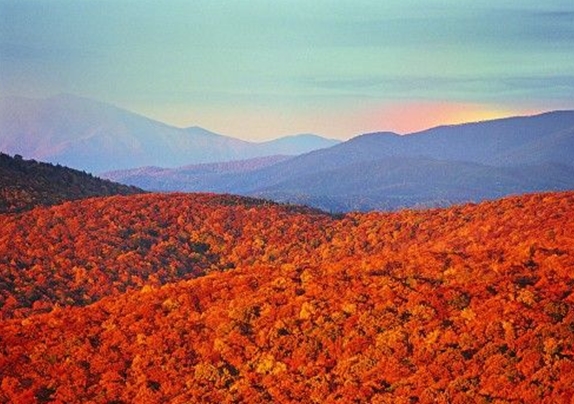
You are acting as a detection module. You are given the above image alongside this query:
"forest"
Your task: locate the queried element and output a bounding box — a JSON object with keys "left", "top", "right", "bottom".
{"left": 0, "top": 152, "right": 142, "bottom": 214}
{"left": 0, "top": 191, "right": 573, "bottom": 403}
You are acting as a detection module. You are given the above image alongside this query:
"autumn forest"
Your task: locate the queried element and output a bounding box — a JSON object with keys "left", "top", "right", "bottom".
{"left": 1, "top": 191, "right": 573, "bottom": 403}
{"left": 3, "top": 0, "right": 574, "bottom": 401}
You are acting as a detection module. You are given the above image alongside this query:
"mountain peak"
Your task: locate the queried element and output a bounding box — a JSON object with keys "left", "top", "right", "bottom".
{"left": 356, "top": 131, "right": 402, "bottom": 138}
{"left": 272, "top": 133, "right": 333, "bottom": 140}
{"left": 0, "top": 95, "right": 340, "bottom": 172}
{"left": 410, "top": 109, "right": 574, "bottom": 135}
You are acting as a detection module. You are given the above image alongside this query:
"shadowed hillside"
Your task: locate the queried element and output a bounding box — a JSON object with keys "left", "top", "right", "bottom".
{"left": 0, "top": 152, "right": 142, "bottom": 213}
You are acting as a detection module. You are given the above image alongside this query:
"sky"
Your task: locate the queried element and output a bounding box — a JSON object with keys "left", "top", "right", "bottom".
{"left": 1, "top": 0, "right": 574, "bottom": 141}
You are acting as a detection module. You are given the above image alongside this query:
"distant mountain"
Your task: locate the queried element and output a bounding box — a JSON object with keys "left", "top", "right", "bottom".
{"left": 251, "top": 110, "right": 574, "bottom": 179}
{"left": 108, "top": 111, "right": 574, "bottom": 212}
{"left": 248, "top": 159, "right": 574, "bottom": 212}
{"left": 0, "top": 152, "right": 143, "bottom": 213}
{"left": 372, "top": 110, "right": 574, "bottom": 166}
{"left": 0, "top": 94, "right": 339, "bottom": 172}
{"left": 103, "top": 155, "right": 291, "bottom": 192}
{"left": 255, "top": 134, "right": 342, "bottom": 156}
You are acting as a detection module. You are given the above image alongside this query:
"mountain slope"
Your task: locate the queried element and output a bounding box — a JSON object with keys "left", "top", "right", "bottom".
{"left": 103, "top": 155, "right": 292, "bottom": 192}
{"left": 240, "top": 110, "right": 574, "bottom": 181}
{"left": 255, "top": 134, "right": 340, "bottom": 156}
{"left": 0, "top": 94, "right": 339, "bottom": 172}
{"left": 409, "top": 110, "right": 574, "bottom": 166}
{"left": 248, "top": 158, "right": 574, "bottom": 211}
{"left": 109, "top": 111, "right": 574, "bottom": 212}
{"left": 0, "top": 152, "right": 142, "bottom": 213}
{"left": 1, "top": 191, "right": 573, "bottom": 402}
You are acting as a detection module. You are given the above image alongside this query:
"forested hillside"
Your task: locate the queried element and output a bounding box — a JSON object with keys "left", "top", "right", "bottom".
{"left": 1, "top": 191, "right": 573, "bottom": 402}
{"left": 0, "top": 193, "right": 331, "bottom": 320}
{"left": 0, "top": 152, "right": 142, "bottom": 213}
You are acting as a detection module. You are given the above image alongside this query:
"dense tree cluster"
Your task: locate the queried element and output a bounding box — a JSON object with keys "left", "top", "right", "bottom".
{"left": 0, "top": 193, "right": 333, "bottom": 320}
{"left": 0, "top": 191, "right": 573, "bottom": 402}
{"left": 0, "top": 152, "right": 142, "bottom": 213}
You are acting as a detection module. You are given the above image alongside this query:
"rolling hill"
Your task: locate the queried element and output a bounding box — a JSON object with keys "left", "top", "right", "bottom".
{"left": 0, "top": 193, "right": 331, "bottom": 320}
{"left": 0, "top": 152, "right": 142, "bottom": 213}
{"left": 0, "top": 191, "right": 573, "bottom": 402}
{"left": 106, "top": 111, "right": 574, "bottom": 212}
{"left": 103, "top": 155, "right": 291, "bottom": 192}
{"left": 248, "top": 158, "right": 574, "bottom": 212}
{"left": 0, "top": 94, "right": 339, "bottom": 172}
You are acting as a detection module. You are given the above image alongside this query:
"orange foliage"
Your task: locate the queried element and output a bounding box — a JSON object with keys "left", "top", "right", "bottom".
{"left": 0, "top": 191, "right": 573, "bottom": 403}
{"left": 0, "top": 193, "right": 333, "bottom": 320}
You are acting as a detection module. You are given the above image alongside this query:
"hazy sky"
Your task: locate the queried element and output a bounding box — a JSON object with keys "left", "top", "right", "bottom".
{"left": 1, "top": 0, "right": 574, "bottom": 140}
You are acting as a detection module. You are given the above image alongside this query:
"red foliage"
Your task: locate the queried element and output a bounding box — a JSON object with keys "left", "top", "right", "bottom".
{"left": 0, "top": 193, "right": 333, "bottom": 319}
{"left": 1, "top": 191, "right": 573, "bottom": 403}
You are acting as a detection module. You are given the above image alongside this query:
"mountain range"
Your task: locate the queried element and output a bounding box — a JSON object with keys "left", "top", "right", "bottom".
{"left": 2, "top": 94, "right": 573, "bottom": 212}
{"left": 0, "top": 94, "right": 339, "bottom": 172}
{"left": 105, "top": 111, "right": 574, "bottom": 211}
